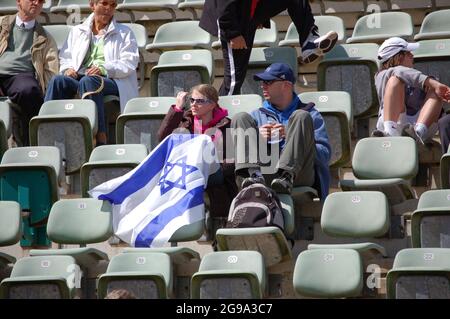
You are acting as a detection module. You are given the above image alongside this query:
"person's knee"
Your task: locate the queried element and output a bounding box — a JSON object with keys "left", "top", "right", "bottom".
{"left": 10, "top": 80, "right": 41, "bottom": 99}
{"left": 78, "top": 76, "right": 101, "bottom": 92}
{"left": 231, "top": 112, "right": 253, "bottom": 126}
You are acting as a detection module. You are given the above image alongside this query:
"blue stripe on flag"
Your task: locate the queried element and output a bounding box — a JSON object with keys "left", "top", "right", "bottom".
{"left": 134, "top": 185, "right": 204, "bottom": 247}
{"left": 98, "top": 134, "right": 196, "bottom": 205}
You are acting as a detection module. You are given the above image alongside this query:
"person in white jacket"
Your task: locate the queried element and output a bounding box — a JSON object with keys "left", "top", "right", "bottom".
{"left": 44, "top": 0, "right": 139, "bottom": 145}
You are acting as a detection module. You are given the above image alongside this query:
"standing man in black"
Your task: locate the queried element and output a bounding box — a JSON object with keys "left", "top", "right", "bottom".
{"left": 200, "top": 0, "right": 337, "bottom": 96}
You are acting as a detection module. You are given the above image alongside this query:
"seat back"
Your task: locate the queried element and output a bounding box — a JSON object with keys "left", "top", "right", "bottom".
{"left": 352, "top": 137, "right": 418, "bottom": 180}
{"left": 241, "top": 47, "right": 297, "bottom": 96}
{"left": 318, "top": 43, "right": 380, "bottom": 118}
{"left": 299, "top": 91, "right": 352, "bottom": 168}
{"left": 347, "top": 12, "right": 413, "bottom": 44}
{"left": 192, "top": 251, "right": 266, "bottom": 299}
{"left": 321, "top": 191, "right": 390, "bottom": 237}
{"left": 0, "top": 201, "right": 21, "bottom": 246}
{"left": 253, "top": 20, "right": 278, "bottom": 47}
{"left": 218, "top": 94, "right": 261, "bottom": 119}
{"left": 123, "top": 23, "right": 149, "bottom": 90}
{"left": 46, "top": 198, "right": 113, "bottom": 244}
{"left": 29, "top": 99, "right": 97, "bottom": 174}
{"left": 150, "top": 49, "right": 214, "bottom": 97}
{"left": 116, "top": 97, "right": 175, "bottom": 150}
{"left": 88, "top": 144, "right": 148, "bottom": 163}
{"left": 42, "top": 25, "right": 73, "bottom": 51}
{"left": 0, "top": 101, "right": 10, "bottom": 160}
{"left": 415, "top": 9, "right": 450, "bottom": 41}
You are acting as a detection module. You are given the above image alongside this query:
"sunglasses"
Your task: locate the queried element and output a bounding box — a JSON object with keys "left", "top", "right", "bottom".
{"left": 190, "top": 98, "right": 212, "bottom": 105}
{"left": 261, "top": 79, "right": 285, "bottom": 86}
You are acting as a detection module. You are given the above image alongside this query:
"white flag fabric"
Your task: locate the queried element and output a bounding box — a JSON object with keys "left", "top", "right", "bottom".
{"left": 89, "top": 134, "right": 220, "bottom": 247}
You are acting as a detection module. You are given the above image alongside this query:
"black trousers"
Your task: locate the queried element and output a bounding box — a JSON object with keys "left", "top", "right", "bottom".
{"left": 219, "top": 0, "right": 315, "bottom": 95}
{"left": 438, "top": 114, "right": 450, "bottom": 153}
{"left": 0, "top": 72, "right": 43, "bottom": 145}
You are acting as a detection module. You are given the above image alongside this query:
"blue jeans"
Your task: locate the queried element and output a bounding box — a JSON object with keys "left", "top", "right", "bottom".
{"left": 44, "top": 75, "right": 119, "bottom": 134}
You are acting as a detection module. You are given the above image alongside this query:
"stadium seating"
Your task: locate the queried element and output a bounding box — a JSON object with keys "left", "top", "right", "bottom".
{"left": 178, "top": 0, "right": 205, "bottom": 19}
{"left": 0, "top": 255, "right": 79, "bottom": 299}
{"left": 191, "top": 251, "right": 266, "bottom": 299}
{"left": 42, "top": 25, "right": 72, "bottom": 51}
{"left": 411, "top": 189, "right": 450, "bottom": 248}
{"left": 212, "top": 20, "right": 278, "bottom": 49}
{"left": 441, "top": 146, "right": 450, "bottom": 189}
{"left": 317, "top": 43, "right": 380, "bottom": 120}
{"left": 0, "top": 146, "right": 62, "bottom": 247}
{"left": 50, "top": 0, "right": 95, "bottom": 16}
{"left": 0, "top": 0, "right": 51, "bottom": 22}
{"left": 339, "top": 137, "right": 418, "bottom": 205}
{"left": 414, "top": 9, "right": 450, "bottom": 41}
{"left": 123, "top": 23, "right": 149, "bottom": 90}
{"left": 218, "top": 94, "right": 262, "bottom": 118}
{"left": 28, "top": 198, "right": 113, "bottom": 297}
{"left": 294, "top": 191, "right": 389, "bottom": 298}
{"left": 298, "top": 91, "right": 352, "bottom": 169}
{"left": 116, "top": 97, "right": 175, "bottom": 151}
{"left": 29, "top": 99, "right": 97, "bottom": 175}
{"left": 146, "top": 20, "right": 212, "bottom": 53}
{"left": 279, "top": 16, "right": 346, "bottom": 47}
{"left": 241, "top": 47, "right": 298, "bottom": 96}
{"left": 97, "top": 252, "right": 173, "bottom": 299}
{"left": 0, "top": 101, "right": 11, "bottom": 160}
{"left": 0, "top": 201, "right": 21, "bottom": 269}
{"left": 346, "top": 12, "right": 414, "bottom": 44}
{"left": 386, "top": 248, "right": 450, "bottom": 299}
{"left": 80, "top": 144, "right": 148, "bottom": 197}
{"left": 149, "top": 49, "right": 214, "bottom": 97}
{"left": 117, "top": 0, "right": 180, "bottom": 22}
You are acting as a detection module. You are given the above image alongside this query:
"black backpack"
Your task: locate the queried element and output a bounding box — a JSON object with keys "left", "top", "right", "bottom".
{"left": 226, "top": 183, "right": 284, "bottom": 230}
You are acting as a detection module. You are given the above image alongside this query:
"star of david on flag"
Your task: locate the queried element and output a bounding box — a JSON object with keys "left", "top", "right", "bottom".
{"left": 89, "top": 134, "right": 220, "bottom": 247}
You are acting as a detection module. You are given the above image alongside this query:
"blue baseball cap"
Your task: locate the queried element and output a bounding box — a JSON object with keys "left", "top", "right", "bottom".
{"left": 253, "top": 62, "right": 296, "bottom": 84}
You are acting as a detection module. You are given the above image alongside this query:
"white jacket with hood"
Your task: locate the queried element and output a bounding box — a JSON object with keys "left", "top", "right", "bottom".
{"left": 59, "top": 13, "right": 139, "bottom": 112}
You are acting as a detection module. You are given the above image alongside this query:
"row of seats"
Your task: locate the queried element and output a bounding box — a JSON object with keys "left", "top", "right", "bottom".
{"left": 1, "top": 186, "right": 449, "bottom": 298}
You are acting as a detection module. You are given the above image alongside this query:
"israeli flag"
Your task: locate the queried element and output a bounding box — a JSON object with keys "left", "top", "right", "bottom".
{"left": 89, "top": 134, "right": 220, "bottom": 247}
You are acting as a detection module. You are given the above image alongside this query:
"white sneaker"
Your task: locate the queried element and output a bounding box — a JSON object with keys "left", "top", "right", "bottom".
{"left": 300, "top": 31, "right": 338, "bottom": 64}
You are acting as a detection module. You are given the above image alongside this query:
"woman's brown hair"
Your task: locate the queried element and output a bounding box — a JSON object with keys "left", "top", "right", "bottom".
{"left": 190, "top": 84, "right": 219, "bottom": 104}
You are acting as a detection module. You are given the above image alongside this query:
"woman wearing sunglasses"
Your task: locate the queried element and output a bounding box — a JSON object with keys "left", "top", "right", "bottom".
{"left": 158, "top": 84, "right": 237, "bottom": 223}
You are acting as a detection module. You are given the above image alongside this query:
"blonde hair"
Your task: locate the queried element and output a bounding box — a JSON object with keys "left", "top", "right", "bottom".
{"left": 190, "top": 84, "right": 219, "bottom": 104}
{"left": 381, "top": 51, "right": 407, "bottom": 70}
{"left": 105, "top": 289, "right": 136, "bottom": 299}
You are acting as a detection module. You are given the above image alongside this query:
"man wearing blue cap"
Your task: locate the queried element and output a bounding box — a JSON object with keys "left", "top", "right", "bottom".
{"left": 231, "top": 63, "right": 331, "bottom": 199}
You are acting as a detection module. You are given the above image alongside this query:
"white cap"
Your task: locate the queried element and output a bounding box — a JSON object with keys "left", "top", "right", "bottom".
{"left": 377, "top": 37, "right": 420, "bottom": 63}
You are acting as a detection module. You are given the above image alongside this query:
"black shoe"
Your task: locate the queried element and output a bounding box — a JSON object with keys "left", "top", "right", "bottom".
{"left": 241, "top": 173, "right": 266, "bottom": 189}
{"left": 401, "top": 124, "right": 425, "bottom": 145}
{"left": 371, "top": 129, "right": 385, "bottom": 137}
{"left": 271, "top": 171, "right": 294, "bottom": 194}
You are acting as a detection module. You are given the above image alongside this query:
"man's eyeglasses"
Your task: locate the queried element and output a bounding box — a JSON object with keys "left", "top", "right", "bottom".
{"left": 261, "top": 79, "right": 285, "bottom": 86}
{"left": 190, "top": 98, "right": 212, "bottom": 104}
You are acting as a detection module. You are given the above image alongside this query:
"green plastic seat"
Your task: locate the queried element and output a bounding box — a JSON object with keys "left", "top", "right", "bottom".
{"left": 0, "top": 0, "right": 20, "bottom": 14}
{"left": 317, "top": 43, "right": 380, "bottom": 118}
{"left": 50, "top": 0, "right": 96, "bottom": 15}
{"left": 299, "top": 91, "right": 352, "bottom": 168}
{"left": 117, "top": 0, "right": 179, "bottom": 22}
{"left": 241, "top": 47, "right": 297, "bottom": 96}
{"left": 81, "top": 144, "right": 148, "bottom": 197}
{"left": 178, "top": 0, "right": 205, "bottom": 19}
{"left": 0, "top": 101, "right": 11, "bottom": 160}
{"left": 191, "top": 251, "right": 266, "bottom": 299}
{"left": 97, "top": 252, "right": 173, "bottom": 299}
{"left": 411, "top": 190, "right": 450, "bottom": 248}
{"left": 212, "top": 20, "right": 278, "bottom": 49}
{"left": 0, "top": 201, "right": 21, "bottom": 268}
{"left": 414, "top": 9, "right": 450, "bottom": 41}
{"left": 116, "top": 97, "right": 175, "bottom": 151}
{"left": 293, "top": 249, "right": 363, "bottom": 298}
{"left": 279, "top": 16, "right": 346, "bottom": 47}
{"left": 123, "top": 247, "right": 200, "bottom": 265}
{"left": 218, "top": 94, "right": 261, "bottom": 119}
{"left": 146, "top": 21, "right": 212, "bottom": 53}
{"left": 123, "top": 23, "right": 148, "bottom": 90}
{"left": 42, "top": 25, "right": 72, "bottom": 51}
{"left": 0, "top": 147, "right": 62, "bottom": 247}
{"left": 215, "top": 227, "right": 292, "bottom": 267}
{"left": 346, "top": 12, "right": 413, "bottom": 44}
{"left": 29, "top": 198, "right": 113, "bottom": 270}
{"left": 29, "top": 99, "right": 97, "bottom": 175}
{"left": 386, "top": 248, "right": 450, "bottom": 299}
{"left": 442, "top": 147, "right": 450, "bottom": 189}
{"left": 150, "top": 49, "right": 214, "bottom": 97}
{"left": 0, "top": 255, "right": 79, "bottom": 299}
{"left": 340, "top": 137, "right": 418, "bottom": 205}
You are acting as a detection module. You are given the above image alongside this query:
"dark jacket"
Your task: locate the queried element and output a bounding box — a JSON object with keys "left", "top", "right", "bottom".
{"left": 199, "top": 0, "right": 269, "bottom": 41}
{"left": 158, "top": 105, "right": 237, "bottom": 218}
